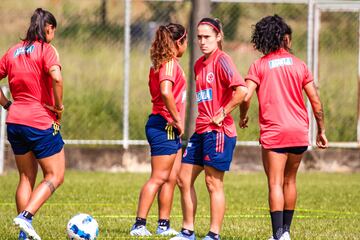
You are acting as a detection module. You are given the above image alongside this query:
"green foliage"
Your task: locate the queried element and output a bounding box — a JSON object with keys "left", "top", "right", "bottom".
{"left": 212, "top": 3, "right": 242, "bottom": 40}
{"left": 0, "top": 171, "right": 359, "bottom": 239}
{"left": 0, "top": 1, "right": 358, "bottom": 142}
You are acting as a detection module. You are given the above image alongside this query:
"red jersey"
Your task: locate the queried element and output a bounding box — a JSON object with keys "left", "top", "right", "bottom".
{"left": 0, "top": 41, "right": 61, "bottom": 130}
{"left": 194, "top": 49, "right": 246, "bottom": 137}
{"left": 246, "top": 48, "right": 313, "bottom": 148}
{"left": 149, "top": 58, "right": 187, "bottom": 123}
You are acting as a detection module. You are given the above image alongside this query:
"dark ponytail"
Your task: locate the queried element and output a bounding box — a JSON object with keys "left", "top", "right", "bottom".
{"left": 150, "top": 23, "right": 186, "bottom": 71}
{"left": 23, "top": 8, "right": 57, "bottom": 51}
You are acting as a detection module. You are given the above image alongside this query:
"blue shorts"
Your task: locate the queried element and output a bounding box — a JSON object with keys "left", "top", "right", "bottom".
{"left": 7, "top": 123, "right": 64, "bottom": 159}
{"left": 271, "top": 146, "right": 308, "bottom": 155}
{"left": 182, "top": 131, "right": 236, "bottom": 171}
{"left": 145, "top": 114, "right": 182, "bottom": 156}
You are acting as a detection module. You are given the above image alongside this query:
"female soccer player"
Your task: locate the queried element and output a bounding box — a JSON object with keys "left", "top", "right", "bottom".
{"left": 130, "top": 23, "right": 188, "bottom": 237}
{"left": 0, "top": 8, "right": 65, "bottom": 240}
{"left": 239, "top": 15, "right": 328, "bottom": 240}
{"left": 171, "top": 18, "right": 248, "bottom": 240}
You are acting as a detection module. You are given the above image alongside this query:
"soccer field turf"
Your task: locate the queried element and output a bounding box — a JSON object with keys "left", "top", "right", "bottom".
{"left": 1, "top": 171, "right": 359, "bottom": 239}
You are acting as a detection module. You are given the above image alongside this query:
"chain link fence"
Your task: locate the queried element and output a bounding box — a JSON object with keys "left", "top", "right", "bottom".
{"left": 0, "top": 0, "right": 358, "bottom": 144}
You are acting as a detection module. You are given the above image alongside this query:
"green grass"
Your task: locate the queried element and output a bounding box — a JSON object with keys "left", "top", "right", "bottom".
{"left": 1, "top": 171, "right": 360, "bottom": 239}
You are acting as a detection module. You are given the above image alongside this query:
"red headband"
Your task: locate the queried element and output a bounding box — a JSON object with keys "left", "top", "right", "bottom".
{"left": 198, "top": 22, "right": 220, "bottom": 33}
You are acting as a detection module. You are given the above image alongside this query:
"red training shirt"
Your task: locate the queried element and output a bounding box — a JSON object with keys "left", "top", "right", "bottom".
{"left": 194, "top": 49, "right": 246, "bottom": 137}
{"left": 0, "top": 41, "right": 62, "bottom": 130}
{"left": 246, "top": 48, "right": 313, "bottom": 148}
{"left": 149, "top": 58, "right": 187, "bottom": 124}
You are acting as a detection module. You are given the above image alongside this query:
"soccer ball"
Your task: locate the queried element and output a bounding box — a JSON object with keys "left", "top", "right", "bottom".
{"left": 67, "top": 213, "right": 99, "bottom": 240}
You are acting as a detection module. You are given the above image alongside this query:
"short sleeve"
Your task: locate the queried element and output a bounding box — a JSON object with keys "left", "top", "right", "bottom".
{"left": 159, "top": 59, "right": 176, "bottom": 84}
{"left": 0, "top": 51, "right": 8, "bottom": 79}
{"left": 245, "top": 62, "right": 261, "bottom": 86}
{"left": 217, "top": 54, "right": 246, "bottom": 88}
{"left": 43, "top": 44, "right": 61, "bottom": 73}
{"left": 302, "top": 63, "right": 313, "bottom": 87}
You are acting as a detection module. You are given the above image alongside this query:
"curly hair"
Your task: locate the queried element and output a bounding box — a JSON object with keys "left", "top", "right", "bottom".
{"left": 251, "top": 15, "right": 292, "bottom": 55}
{"left": 150, "top": 23, "right": 186, "bottom": 71}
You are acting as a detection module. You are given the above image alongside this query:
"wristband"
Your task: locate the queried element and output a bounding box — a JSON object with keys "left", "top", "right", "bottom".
{"left": 3, "top": 100, "right": 12, "bottom": 110}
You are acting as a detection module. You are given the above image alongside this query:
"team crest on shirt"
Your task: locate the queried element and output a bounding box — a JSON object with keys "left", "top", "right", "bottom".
{"left": 206, "top": 72, "right": 215, "bottom": 83}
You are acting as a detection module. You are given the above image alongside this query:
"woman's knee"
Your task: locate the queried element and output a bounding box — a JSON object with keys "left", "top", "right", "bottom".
{"left": 205, "top": 175, "right": 223, "bottom": 193}
{"left": 176, "top": 173, "right": 191, "bottom": 190}
{"left": 44, "top": 171, "right": 64, "bottom": 189}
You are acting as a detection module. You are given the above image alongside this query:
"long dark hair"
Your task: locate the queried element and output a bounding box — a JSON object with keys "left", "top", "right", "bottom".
{"left": 23, "top": 8, "right": 57, "bottom": 51}
{"left": 150, "top": 23, "right": 187, "bottom": 71}
{"left": 251, "top": 14, "right": 292, "bottom": 55}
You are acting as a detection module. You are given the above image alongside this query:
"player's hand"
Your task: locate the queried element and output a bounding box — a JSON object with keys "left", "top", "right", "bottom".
{"left": 239, "top": 116, "right": 249, "bottom": 128}
{"left": 44, "top": 104, "right": 64, "bottom": 121}
{"left": 212, "top": 108, "right": 226, "bottom": 127}
{"left": 168, "top": 120, "right": 184, "bottom": 137}
{"left": 212, "top": 114, "right": 225, "bottom": 127}
{"left": 316, "top": 131, "right": 328, "bottom": 149}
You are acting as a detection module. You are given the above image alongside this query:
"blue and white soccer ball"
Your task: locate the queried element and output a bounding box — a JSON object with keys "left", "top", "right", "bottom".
{"left": 67, "top": 213, "right": 99, "bottom": 240}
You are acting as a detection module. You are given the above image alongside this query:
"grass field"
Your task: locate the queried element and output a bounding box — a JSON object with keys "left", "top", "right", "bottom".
{"left": 1, "top": 171, "right": 360, "bottom": 239}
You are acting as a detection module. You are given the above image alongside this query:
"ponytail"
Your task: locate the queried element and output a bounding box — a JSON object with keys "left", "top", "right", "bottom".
{"left": 23, "top": 8, "right": 57, "bottom": 51}
{"left": 150, "top": 23, "right": 186, "bottom": 71}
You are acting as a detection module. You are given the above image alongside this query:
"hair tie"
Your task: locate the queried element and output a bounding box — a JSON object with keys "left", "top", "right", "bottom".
{"left": 177, "top": 29, "right": 187, "bottom": 42}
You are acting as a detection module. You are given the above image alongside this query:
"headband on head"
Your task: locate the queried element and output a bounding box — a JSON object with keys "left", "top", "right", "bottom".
{"left": 198, "top": 18, "right": 221, "bottom": 33}
{"left": 177, "top": 29, "right": 187, "bottom": 42}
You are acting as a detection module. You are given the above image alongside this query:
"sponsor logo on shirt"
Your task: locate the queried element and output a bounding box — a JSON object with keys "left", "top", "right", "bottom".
{"left": 206, "top": 72, "right": 215, "bottom": 83}
{"left": 14, "top": 45, "right": 35, "bottom": 57}
{"left": 268, "top": 57, "right": 293, "bottom": 69}
{"left": 196, "top": 88, "right": 213, "bottom": 103}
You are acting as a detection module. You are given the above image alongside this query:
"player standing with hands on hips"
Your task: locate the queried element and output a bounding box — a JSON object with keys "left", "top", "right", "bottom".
{"left": 0, "top": 8, "right": 65, "bottom": 240}
{"left": 130, "top": 23, "right": 188, "bottom": 237}
{"left": 239, "top": 15, "right": 328, "bottom": 240}
{"left": 171, "top": 18, "right": 248, "bottom": 240}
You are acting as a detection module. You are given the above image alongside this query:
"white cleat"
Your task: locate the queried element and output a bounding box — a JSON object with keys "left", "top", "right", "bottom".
{"left": 130, "top": 224, "right": 152, "bottom": 236}
{"left": 281, "top": 231, "right": 291, "bottom": 240}
{"left": 13, "top": 217, "right": 41, "bottom": 240}
{"left": 156, "top": 226, "right": 178, "bottom": 236}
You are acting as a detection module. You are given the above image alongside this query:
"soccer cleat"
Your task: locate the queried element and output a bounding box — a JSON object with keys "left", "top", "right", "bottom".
{"left": 170, "top": 231, "right": 196, "bottom": 240}
{"left": 202, "top": 236, "right": 220, "bottom": 240}
{"left": 156, "top": 225, "right": 178, "bottom": 236}
{"left": 281, "top": 231, "right": 291, "bottom": 240}
{"left": 130, "top": 224, "right": 152, "bottom": 236}
{"left": 13, "top": 215, "right": 41, "bottom": 240}
{"left": 18, "top": 230, "right": 29, "bottom": 240}
{"left": 268, "top": 236, "right": 285, "bottom": 240}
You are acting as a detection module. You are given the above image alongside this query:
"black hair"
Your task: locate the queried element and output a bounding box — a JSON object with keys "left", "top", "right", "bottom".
{"left": 251, "top": 14, "right": 292, "bottom": 55}
{"left": 22, "top": 8, "right": 57, "bottom": 51}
